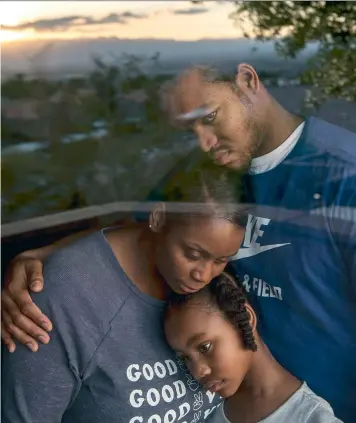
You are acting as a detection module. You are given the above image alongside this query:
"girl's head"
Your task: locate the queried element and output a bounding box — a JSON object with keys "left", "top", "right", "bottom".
{"left": 164, "top": 272, "right": 258, "bottom": 398}
{"left": 148, "top": 164, "right": 247, "bottom": 295}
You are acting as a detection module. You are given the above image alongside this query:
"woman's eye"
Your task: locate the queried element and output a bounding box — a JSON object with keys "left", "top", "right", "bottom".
{"left": 202, "top": 110, "right": 217, "bottom": 125}
{"left": 199, "top": 342, "right": 211, "bottom": 354}
{"left": 186, "top": 250, "right": 200, "bottom": 260}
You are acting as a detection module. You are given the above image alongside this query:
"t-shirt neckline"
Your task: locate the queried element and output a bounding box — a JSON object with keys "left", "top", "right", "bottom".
{"left": 99, "top": 228, "right": 166, "bottom": 309}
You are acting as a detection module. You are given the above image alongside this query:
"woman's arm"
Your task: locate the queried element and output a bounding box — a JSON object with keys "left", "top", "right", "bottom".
{"left": 1, "top": 228, "right": 96, "bottom": 352}
{"left": 2, "top": 264, "right": 83, "bottom": 423}
{"left": 2, "top": 331, "right": 81, "bottom": 423}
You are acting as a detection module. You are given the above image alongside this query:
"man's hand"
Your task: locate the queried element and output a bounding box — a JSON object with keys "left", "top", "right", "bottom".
{"left": 1, "top": 253, "right": 52, "bottom": 353}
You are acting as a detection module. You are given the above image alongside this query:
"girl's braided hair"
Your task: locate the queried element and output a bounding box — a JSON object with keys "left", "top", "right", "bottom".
{"left": 167, "top": 272, "right": 257, "bottom": 352}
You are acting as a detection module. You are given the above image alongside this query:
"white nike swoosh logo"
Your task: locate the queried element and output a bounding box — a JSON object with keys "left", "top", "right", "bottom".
{"left": 231, "top": 243, "right": 291, "bottom": 260}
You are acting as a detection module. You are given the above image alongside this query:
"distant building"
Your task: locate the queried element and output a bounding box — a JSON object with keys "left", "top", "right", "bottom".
{"left": 1, "top": 98, "right": 40, "bottom": 120}
{"left": 49, "top": 90, "right": 65, "bottom": 104}
{"left": 77, "top": 88, "right": 96, "bottom": 98}
{"left": 1, "top": 97, "right": 51, "bottom": 140}
{"left": 118, "top": 89, "right": 148, "bottom": 124}
{"left": 121, "top": 89, "right": 148, "bottom": 104}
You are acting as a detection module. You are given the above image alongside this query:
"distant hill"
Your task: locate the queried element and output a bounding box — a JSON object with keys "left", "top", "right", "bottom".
{"left": 2, "top": 37, "right": 319, "bottom": 80}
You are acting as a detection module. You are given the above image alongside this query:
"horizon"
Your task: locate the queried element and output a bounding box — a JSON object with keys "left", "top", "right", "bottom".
{"left": 2, "top": 36, "right": 318, "bottom": 80}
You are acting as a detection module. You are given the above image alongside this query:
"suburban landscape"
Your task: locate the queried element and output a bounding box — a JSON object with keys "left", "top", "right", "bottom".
{"left": 2, "top": 2, "right": 355, "bottom": 224}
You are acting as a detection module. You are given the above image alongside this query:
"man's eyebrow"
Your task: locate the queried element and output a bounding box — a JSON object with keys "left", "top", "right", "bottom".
{"left": 226, "top": 250, "right": 239, "bottom": 259}
{"left": 177, "top": 105, "right": 215, "bottom": 121}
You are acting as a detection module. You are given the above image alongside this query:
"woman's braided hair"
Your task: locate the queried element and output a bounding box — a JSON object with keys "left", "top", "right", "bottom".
{"left": 167, "top": 272, "right": 257, "bottom": 352}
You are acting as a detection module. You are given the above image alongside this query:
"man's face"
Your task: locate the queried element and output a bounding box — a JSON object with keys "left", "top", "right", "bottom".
{"left": 166, "top": 69, "right": 265, "bottom": 170}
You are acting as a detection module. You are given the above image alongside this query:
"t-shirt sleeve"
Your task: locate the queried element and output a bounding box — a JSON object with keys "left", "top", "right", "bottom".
{"left": 306, "top": 404, "right": 344, "bottom": 423}
{"left": 2, "top": 259, "right": 82, "bottom": 422}
{"left": 205, "top": 403, "right": 226, "bottom": 423}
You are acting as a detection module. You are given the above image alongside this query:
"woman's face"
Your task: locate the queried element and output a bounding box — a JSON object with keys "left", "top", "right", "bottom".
{"left": 164, "top": 303, "right": 254, "bottom": 398}
{"left": 153, "top": 216, "right": 244, "bottom": 294}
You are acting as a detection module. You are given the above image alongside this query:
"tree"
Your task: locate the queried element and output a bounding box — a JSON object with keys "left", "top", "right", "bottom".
{"left": 194, "top": 1, "right": 356, "bottom": 107}
{"left": 1, "top": 74, "right": 57, "bottom": 100}
{"left": 89, "top": 55, "right": 123, "bottom": 118}
{"left": 231, "top": 1, "right": 356, "bottom": 107}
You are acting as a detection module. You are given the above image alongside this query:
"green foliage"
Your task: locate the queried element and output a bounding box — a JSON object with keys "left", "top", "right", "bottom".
{"left": 1, "top": 119, "right": 34, "bottom": 145}
{"left": 229, "top": 1, "right": 356, "bottom": 107}
{"left": 1, "top": 52, "right": 188, "bottom": 223}
{"left": 1, "top": 73, "right": 58, "bottom": 100}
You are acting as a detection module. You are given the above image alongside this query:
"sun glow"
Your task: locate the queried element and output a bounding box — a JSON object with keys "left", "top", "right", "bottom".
{"left": 0, "top": 1, "right": 241, "bottom": 44}
{"left": 0, "top": 1, "right": 35, "bottom": 42}
{"left": 1, "top": 30, "right": 29, "bottom": 43}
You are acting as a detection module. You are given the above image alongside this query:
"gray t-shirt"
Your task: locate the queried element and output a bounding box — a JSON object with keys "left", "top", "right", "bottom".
{"left": 2, "top": 230, "right": 221, "bottom": 423}
{"left": 207, "top": 383, "right": 343, "bottom": 423}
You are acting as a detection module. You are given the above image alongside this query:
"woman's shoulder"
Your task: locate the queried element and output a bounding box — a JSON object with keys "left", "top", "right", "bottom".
{"left": 31, "top": 230, "right": 133, "bottom": 372}
{"left": 44, "top": 230, "right": 112, "bottom": 271}
{"left": 40, "top": 229, "right": 131, "bottom": 325}
{"left": 44, "top": 230, "right": 123, "bottom": 287}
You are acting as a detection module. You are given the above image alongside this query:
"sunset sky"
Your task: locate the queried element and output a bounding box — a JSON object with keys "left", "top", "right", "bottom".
{"left": 0, "top": 1, "right": 245, "bottom": 43}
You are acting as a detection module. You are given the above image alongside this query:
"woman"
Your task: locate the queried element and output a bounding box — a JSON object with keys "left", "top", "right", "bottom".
{"left": 2, "top": 169, "right": 246, "bottom": 423}
{"left": 164, "top": 273, "right": 342, "bottom": 423}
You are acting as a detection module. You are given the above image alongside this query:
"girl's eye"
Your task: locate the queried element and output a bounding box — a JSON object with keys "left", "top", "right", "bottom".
{"left": 202, "top": 110, "right": 217, "bottom": 125}
{"left": 180, "top": 355, "right": 189, "bottom": 363}
{"left": 215, "top": 258, "right": 228, "bottom": 265}
{"left": 198, "top": 342, "right": 211, "bottom": 354}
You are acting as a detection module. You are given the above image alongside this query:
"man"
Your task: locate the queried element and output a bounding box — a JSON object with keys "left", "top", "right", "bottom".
{"left": 2, "top": 64, "right": 356, "bottom": 422}
{"left": 161, "top": 65, "right": 356, "bottom": 423}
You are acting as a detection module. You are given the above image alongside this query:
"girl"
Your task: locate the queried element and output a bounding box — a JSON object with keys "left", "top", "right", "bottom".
{"left": 164, "top": 272, "right": 343, "bottom": 423}
{"left": 2, "top": 169, "right": 246, "bottom": 423}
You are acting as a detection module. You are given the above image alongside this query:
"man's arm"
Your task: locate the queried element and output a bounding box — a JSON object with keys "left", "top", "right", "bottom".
{"left": 332, "top": 204, "right": 356, "bottom": 288}
{"left": 328, "top": 179, "right": 356, "bottom": 289}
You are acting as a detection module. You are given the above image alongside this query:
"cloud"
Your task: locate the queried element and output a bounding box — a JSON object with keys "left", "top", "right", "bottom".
{"left": 2, "top": 16, "right": 83, "bottom": 31}
{"left": 121, "top": 12, "right": 146, "bottom": 19}
{"left": 172, "top": 7, "right": 209, "bottom": 15}
{"left": 2, "top": 11, "right": 148, "bottom": 32}
{"left": 98, "top": 11, "right": 147, "bottom": 24}
{"left": 97, "top": 13, "right": 126, "bottom": 25}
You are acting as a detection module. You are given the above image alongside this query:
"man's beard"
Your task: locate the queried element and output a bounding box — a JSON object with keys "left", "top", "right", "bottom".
{"left": 215, "top": 120, "right": 264, "bottom": 172}
{"left": 239, "top": 115, "right": 265, "bottom": 169}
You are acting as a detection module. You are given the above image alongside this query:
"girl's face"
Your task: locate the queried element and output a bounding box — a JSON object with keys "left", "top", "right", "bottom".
{"left": 153, "top": 215, "right": 244, "bottom": 295}
{"left": 164, "top": 303, "right": 254, "bottom": 398}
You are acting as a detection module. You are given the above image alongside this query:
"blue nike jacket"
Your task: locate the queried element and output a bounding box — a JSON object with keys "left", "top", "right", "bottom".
{"left": 229, "top": 117, "right": 356, "bottom": 423}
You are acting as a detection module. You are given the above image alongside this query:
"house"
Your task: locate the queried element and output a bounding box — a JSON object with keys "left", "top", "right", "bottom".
{"left": 1, "top": 98, "right": 40, "bottom": 120}
{"left": 118, "top": 89, "right": 148, "bottom": 124}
